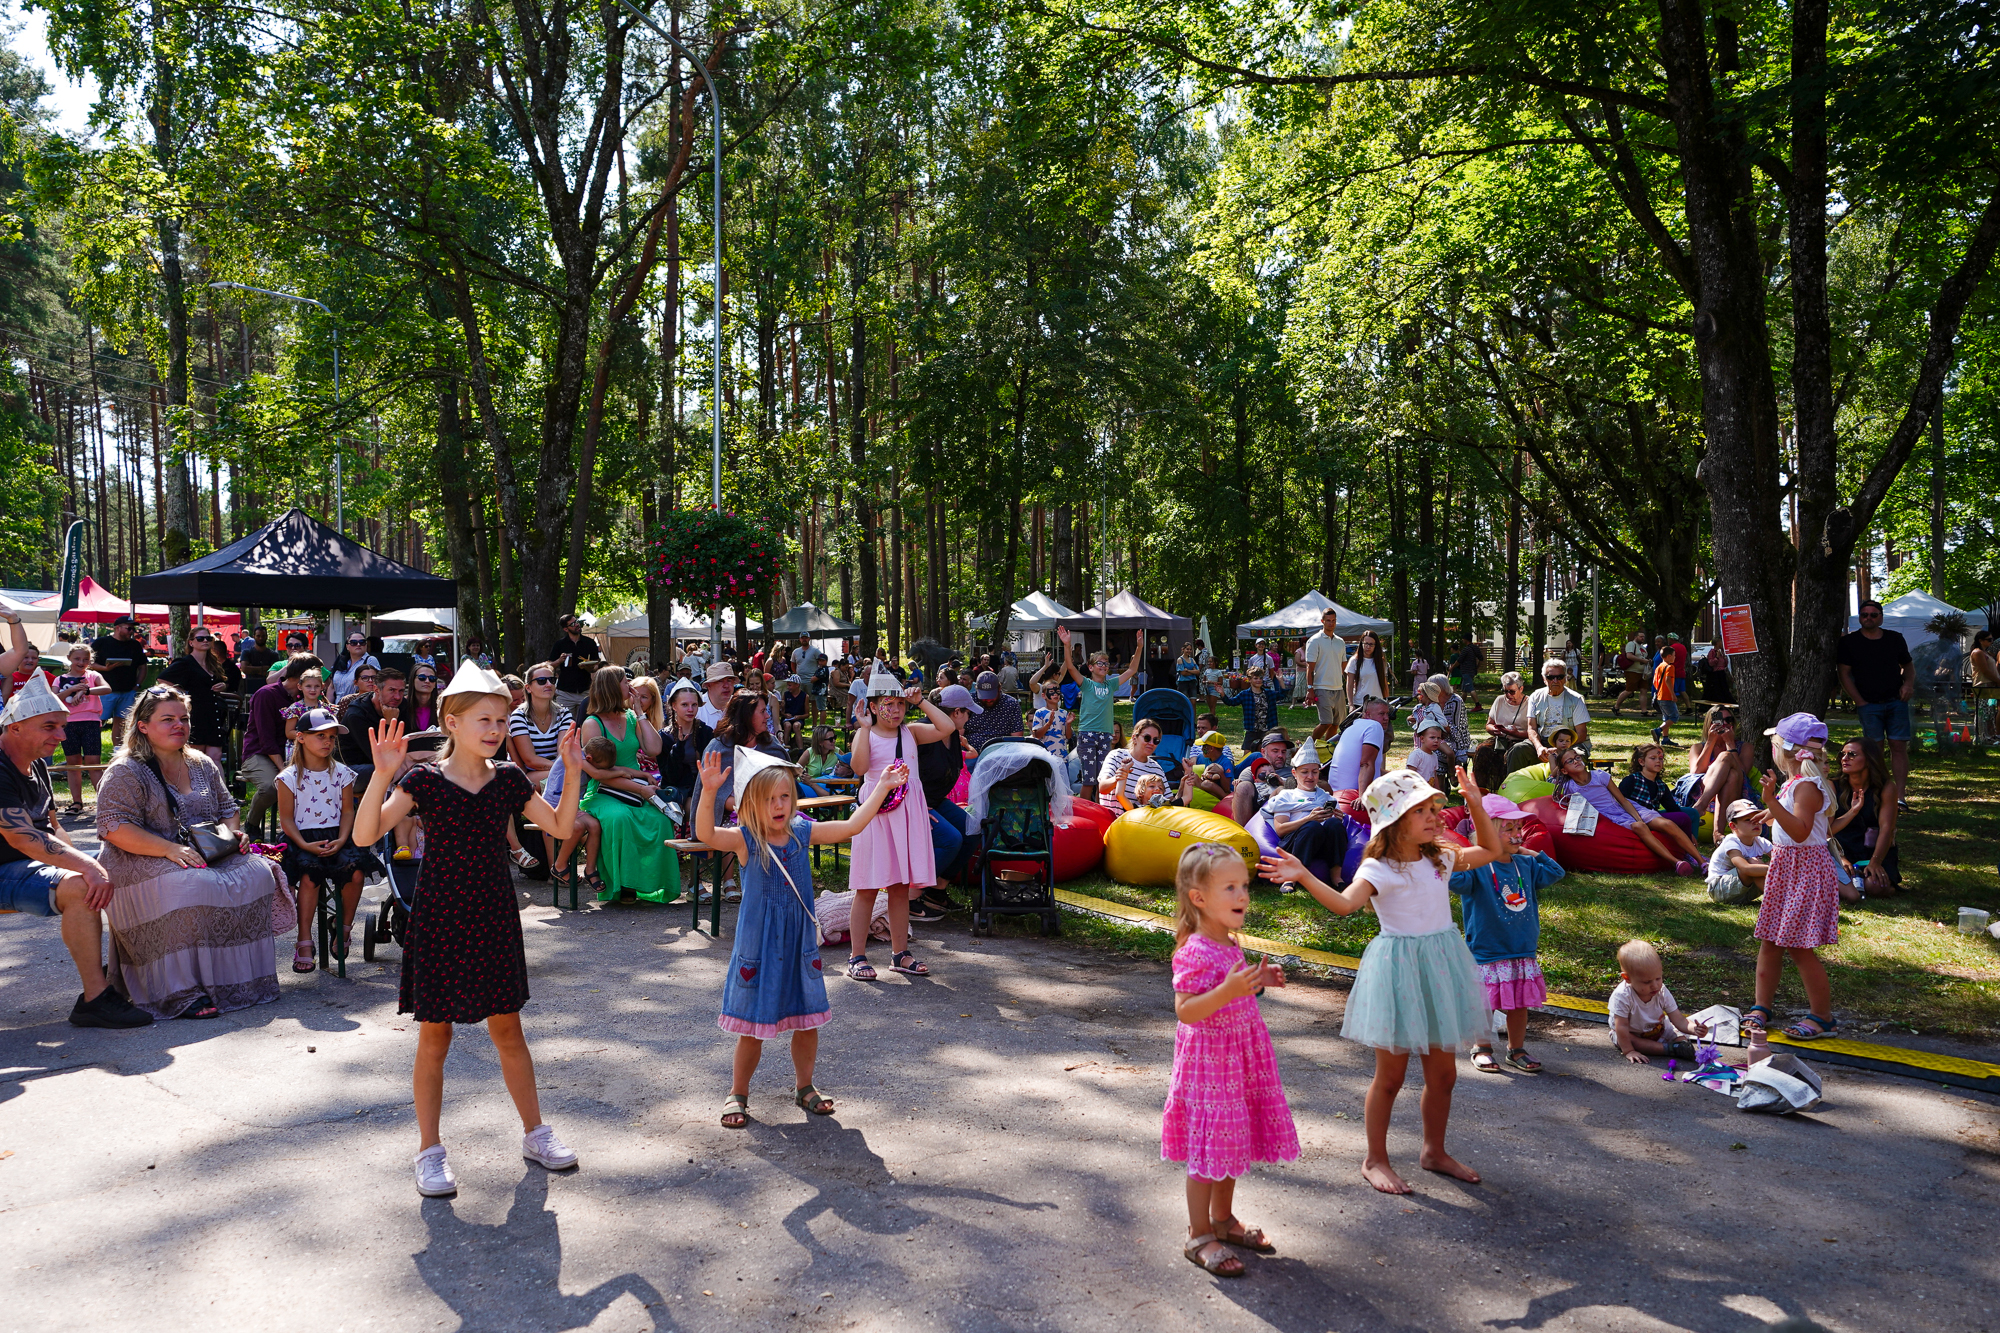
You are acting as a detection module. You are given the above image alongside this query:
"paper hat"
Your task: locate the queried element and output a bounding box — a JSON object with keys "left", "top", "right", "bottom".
{"left": 0, "top": 673, "right": 67, "bottom": 725}
{"left": 1410, "top": 703, "right": 1448, "bottom": 735}
{"left": 439, "top": 659, "right": 509, "bottom": 700}
{"left": 1361, "top": 769, "right": 1440, "bottom": 831}
{"left": 733, "top": 745, "right": 801, "bottom": 805}
{"left": 1292, "top": 736, "right": 1321, "bottom": 767}
{"left": 865, "top": 667, "right": 904, "bottom": 697}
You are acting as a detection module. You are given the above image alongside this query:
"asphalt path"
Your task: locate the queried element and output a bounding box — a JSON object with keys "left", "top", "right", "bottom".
{"left": 1, "top": 836, "right": 1996, "bottom": 1333}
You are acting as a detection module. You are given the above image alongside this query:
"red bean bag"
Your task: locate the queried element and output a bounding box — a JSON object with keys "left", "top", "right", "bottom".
{"left": 1067, "top": 798, "right": 1119, "bottom": 830}
{"left": 991, "top": 803, "right": 1108, "bottom": 882}
{"left": 1441, "top": 806, "right": 1555, "bottom": 857}
{"left": 1524, "top": 796, "right": 1665, "bottom": 874}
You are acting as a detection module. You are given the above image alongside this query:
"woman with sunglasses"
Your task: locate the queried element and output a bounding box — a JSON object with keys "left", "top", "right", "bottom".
{"left": 404, "top": 665, "right": 441, "bottom": 732}
{"left": 1830, "top": 738, "right": 1900, "bottom": 898}
{"left": 330, "top": 632, "right": 380, "bottom": 699}
{"left": 1673, "top": 705, "right": 1754, "bottom": 840}
{"left": 1485, "top": 672, "right": 1534, "bottom": 769}
{"left": 158, "top": 628, "right": 242, "bottom": 765}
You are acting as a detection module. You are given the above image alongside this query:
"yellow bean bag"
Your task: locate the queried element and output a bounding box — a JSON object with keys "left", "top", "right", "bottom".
{"left": 1499, "top": 769, "right": 1555, "bottom": 806}
{"left": 1103, "top": 806, "right": 1258, "bottom": 887}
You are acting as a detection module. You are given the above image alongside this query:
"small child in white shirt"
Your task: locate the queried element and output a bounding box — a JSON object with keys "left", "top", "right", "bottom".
{"left": 1404, "top": 707, "right": 1448, "bottom": 792}
{"left": 1706, "top": 798, "right": 1772, "bottom": 905}
{"left": 1608, "top": 938, "right": 1707, "bottom": 1063}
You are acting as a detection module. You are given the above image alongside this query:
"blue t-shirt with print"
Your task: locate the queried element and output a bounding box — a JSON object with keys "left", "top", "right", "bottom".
{"left": 1449, "top": 851, "right": 1565, "bottom": 964}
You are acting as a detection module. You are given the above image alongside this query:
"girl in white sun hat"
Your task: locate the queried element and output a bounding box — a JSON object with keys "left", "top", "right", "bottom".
{"left": 1259, "top": 764, "right": 1508, "bottom": 1196}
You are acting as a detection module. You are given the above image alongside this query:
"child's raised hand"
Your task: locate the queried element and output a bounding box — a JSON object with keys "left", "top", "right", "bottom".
{"left": 1257, "top": 847, "right": 1307, "bottom": 884}
{"left": 1760, "top": 769, "right": 1780, "bottom": 801}
{"left": 697, "top": 749, "right": 724, "bottom": 788}
{"left": 1457, "top": 764, "right": 1483, "bottom": 801}
{"left": 881, "top": 760, "right": 910, "bottom": 787}
{"left": 557, "top": 724, "right": 583, "bottom": 772}
{"left": 369, "top": 717, "right": 408, "bottom": 770}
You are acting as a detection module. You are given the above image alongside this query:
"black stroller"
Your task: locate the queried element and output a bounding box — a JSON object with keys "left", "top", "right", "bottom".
{"left": 360, "top": 730, "right": 442, "bottom": 968}
{"left": 969, "top": 740, "right": 1063, "bottom": 938}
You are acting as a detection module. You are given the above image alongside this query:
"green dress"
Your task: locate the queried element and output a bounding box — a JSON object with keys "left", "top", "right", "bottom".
{"left": 578, "top": 709, "right": 680, "bottom": 904}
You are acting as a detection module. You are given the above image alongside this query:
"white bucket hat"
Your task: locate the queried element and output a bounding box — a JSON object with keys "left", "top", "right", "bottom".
{"left": 1410, "top": 703, "right": 1448, "bottom": 736}
{"left": 1361, "top": 769, "right": 1441, "bottom": 831}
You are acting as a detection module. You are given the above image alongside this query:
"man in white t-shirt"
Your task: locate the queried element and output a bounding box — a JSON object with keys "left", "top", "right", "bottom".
{"left": 1302, "top": 610, "right": 1348, "bottom": 727}
{"left": 1329, "top": 698, "right": 1390, "bottom": 791}
{"left": 1525, "top": 659, "right": 1591, "bottom": 758}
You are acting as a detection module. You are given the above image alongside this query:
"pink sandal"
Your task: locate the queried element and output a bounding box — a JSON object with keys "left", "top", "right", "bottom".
{"left": 292, "top": 940, "right": 315, "bottom": 973}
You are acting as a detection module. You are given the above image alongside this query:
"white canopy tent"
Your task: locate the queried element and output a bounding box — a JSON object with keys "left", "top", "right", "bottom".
{"left": 1845, "top": 590, "right": 1988, "bottom": 646}
{"left": 1235, "top": 590, "right": 1392, "bottom": 640}
{"left": 967, "top": 590, "right": 1079, "bottom": 650}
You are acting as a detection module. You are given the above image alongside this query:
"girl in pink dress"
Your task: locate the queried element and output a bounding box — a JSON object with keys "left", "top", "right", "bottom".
{"left": 845, "top": 670, "right": 953, "bottom": 981}
{"left": 1746, "top": 712, "right": 1841, "bottom": 1041}
{"left": 1161, "top": 842, "right": 1299, "bottom": 1278}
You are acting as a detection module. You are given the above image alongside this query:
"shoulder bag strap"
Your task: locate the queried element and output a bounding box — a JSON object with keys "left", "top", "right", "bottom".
{"left": 142, "top": 756, "right": 190, "bottom": 841}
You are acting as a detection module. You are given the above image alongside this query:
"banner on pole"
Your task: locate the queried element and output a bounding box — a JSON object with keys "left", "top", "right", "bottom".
{"left": 1719, "top": 604, "right": 1758, "bottom": 655}
{"left": 56, "top": 522, "right": 83, "bottom": 617}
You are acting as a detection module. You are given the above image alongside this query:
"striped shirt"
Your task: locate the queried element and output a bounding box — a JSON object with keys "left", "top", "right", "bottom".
{"left": 508, "top": 703, "right": 573, "bottom": 760}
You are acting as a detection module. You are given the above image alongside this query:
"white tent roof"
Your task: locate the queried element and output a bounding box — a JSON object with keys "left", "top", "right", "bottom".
{"left": 606, "top": 606, "right": 763, "bottom": 639}
{"left": 967, "top": 590, "right": 1079, "bottom": 633}
{"left": 1237, "top": 590, "right": 1392, "bottom": 637}
{"left": 1846, "top": 590, "right": 1987, "bottom": 638}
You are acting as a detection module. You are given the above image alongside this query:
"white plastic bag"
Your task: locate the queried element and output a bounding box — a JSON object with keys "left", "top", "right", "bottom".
{"left": 1736, "top": 1053, "right": 1824, "bottom": 1114}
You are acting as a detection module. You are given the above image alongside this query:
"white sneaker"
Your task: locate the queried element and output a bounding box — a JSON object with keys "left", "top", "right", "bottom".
{"left": 414, "top": 1145, "right": 457, "bottom": 1197}
{"left": 522, "top": 1123, "right": 578, "bottom": 1171}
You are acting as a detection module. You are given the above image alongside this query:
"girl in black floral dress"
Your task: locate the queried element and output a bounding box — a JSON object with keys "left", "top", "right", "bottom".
{"left": 355, "top": 663, "right": 586, "bottom": 1199}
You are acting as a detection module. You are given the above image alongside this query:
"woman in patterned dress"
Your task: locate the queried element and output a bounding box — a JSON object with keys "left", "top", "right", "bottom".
{"left": 354, "top": 664, "right": 587, "bottom": 1200}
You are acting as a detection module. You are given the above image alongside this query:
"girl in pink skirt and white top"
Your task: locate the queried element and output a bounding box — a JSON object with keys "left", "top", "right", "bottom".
{"left": 845, "top": 668, "right": 954, "bottom": 981}
{"left": 1747, "top": 712, "right": 1841, "bottom": 1041}
{"left": 1161, "top": 842, "right": 1298, "bottom": 1278}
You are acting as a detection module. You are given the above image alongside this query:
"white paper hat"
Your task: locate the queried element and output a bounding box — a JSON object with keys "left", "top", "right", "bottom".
{"left": 0, "top": 672, "right": 66, "bottom": 726}
{"left": 865, "top": 666, "right": 904, "bottom": 697}
{"left": 1292, "top": 736, "right": 1321, "bottom": 768}
{"left": 439, "top": 659, "right": 509, "bottom": 700}
{"left": 733, "top": 745, "right": 801, "bottom": 806}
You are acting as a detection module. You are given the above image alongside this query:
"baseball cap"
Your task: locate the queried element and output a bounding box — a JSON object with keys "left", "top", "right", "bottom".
{"left": 975, "top": 670, "right": 1001, "bottom": 700}
{"left": 1194, "top": 730, "right": 1227, "bottom": 749}
{"left": 1726, "top": 798, "right": 1761, "bottom": 822}
{"left": 1763, "top": 712, "right": 1828, "bottom": 749}
{"left": 298, "top": 707, "right": 348, "bottom": 734}
{"left": 1480, "top": 793, "right": 1532, "bottom": 821}
{"left": 1261, "top": 731, "right": 1288, "bottom": 748}
{"left": 937, "top": 684, "right": 984, "bottom": 715}
{"left": 111, "top": 613, "right": 136, "bottom": 626}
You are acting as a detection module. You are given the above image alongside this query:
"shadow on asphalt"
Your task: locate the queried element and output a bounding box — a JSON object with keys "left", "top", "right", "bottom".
{"left": 416, "top": 1170, "right": 670, "bottom": 1330}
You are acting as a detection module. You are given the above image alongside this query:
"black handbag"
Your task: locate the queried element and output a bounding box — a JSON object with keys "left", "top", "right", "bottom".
{"left": 145, "top": 757, "right": 240, "bottom": 864}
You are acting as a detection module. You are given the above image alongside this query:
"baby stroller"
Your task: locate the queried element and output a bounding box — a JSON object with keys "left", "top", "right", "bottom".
{"left": 360, "top": 730, "right": 442, "bottom": 967}
{"left": 1131, "top": 687, "right": 1196, "bottom": 781}
{"left": 967, "top": 740, "right": 1066, "bottom": 938}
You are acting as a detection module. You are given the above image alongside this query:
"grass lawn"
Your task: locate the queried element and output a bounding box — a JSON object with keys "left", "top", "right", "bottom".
{"left": 899, "top": 686, "right": 2000, "bottom": 1041}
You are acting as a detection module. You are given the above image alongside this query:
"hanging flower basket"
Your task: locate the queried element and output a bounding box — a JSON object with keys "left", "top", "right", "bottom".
{"left": 646, "top": 508, "right": 785, "bottom": 614}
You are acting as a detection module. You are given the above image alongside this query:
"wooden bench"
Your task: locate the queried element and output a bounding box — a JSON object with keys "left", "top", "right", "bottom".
{"left": 797, "top": 793, "right": 857, "bottom": 868}
{"left": 666, "top": 838, "right": 730, "bottom": 936}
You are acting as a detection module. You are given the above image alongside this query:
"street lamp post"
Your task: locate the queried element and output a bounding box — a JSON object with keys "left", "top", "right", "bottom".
{"left": 617, "top": 0, "right": 725, "bottom": 660}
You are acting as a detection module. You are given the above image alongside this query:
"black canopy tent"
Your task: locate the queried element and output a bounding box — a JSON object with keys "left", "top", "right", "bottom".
{"left": 130, "top": 508, "right": 456, "bottom": 612}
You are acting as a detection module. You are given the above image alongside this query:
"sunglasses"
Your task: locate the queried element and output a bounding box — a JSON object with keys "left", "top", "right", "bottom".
{"left": 191, "top": 634, "right": 212, "bottom": 642}
{"left": 348, "top": 637, "right": 366, "bottom": 645}
{"left": 416, "top": 675, "right": 436, "bottom": 683}
{"left": 530, "top": 676, "right": 554, "bottom": 686}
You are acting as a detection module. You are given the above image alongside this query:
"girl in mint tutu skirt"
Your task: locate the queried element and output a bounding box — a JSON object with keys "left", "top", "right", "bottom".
{"left": 1261, "top": 766, "right": 1509, "bottom": 1196}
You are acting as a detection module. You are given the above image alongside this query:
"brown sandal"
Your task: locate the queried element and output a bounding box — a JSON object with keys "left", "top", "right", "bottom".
{"left": 794, "top": 1084, "right": 836, "bottom": 1115}
{"left": 721, "top": 1094, "right": 749, "bottom": 1128}
{"left": 1183, "top": 1233, "right": 1245, "bottom": 1277}
{"left": 1211, "top": 1215, "right": 1275, "bottom": 1253}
